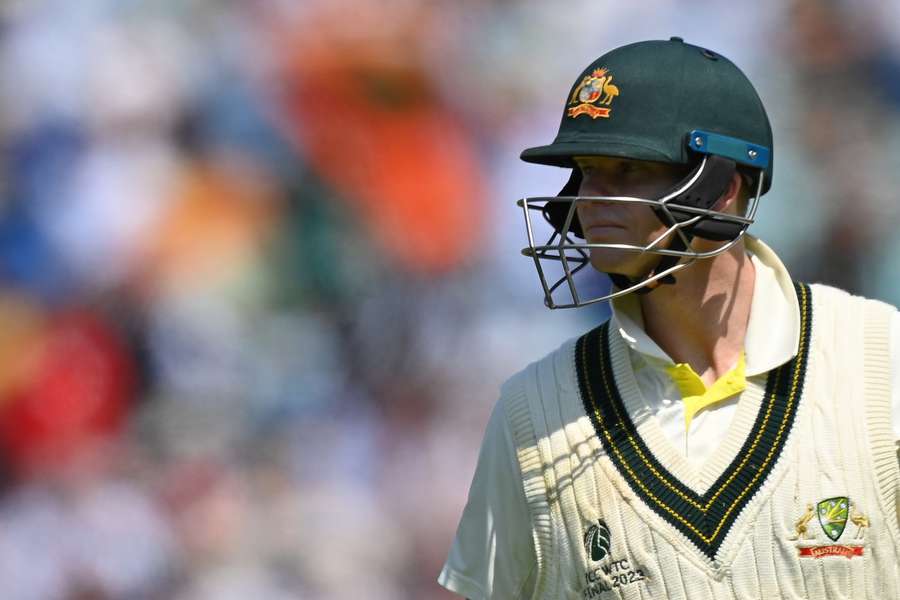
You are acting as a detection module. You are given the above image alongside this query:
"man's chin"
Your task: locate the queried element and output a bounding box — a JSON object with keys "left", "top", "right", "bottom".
{"left": 587, "top": 250, "right": 645, "bottom": 278}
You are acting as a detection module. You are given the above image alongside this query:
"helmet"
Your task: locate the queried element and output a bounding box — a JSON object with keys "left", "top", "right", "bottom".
{"left": 518, "top": 37, "right": 773, "bottom": 309}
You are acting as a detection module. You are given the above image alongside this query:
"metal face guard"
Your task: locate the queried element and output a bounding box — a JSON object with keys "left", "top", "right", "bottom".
{"left": 517, "top": 158, "right": 763, "bottom": 309}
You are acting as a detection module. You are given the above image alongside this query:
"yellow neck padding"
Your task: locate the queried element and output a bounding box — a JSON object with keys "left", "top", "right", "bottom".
{"left": 665, "top": 352, "right": 746, "bottom": 432}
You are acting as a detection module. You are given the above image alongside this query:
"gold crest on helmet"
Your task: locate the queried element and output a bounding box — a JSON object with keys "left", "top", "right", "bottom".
{"left": 567, "top": 68, "right": 619, "bottom": 119}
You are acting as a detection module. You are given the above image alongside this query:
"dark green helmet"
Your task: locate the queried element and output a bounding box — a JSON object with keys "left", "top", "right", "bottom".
{"left": 521, "top": 37, "right": 773, "bottom": 193}
{"left": 517, "top": 38, "right": 774, "bottom": 309}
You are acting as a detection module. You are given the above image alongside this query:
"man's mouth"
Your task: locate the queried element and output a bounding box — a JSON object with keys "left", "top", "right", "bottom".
{"left": 583, "top": 223, "right": 626, "bottom": 238}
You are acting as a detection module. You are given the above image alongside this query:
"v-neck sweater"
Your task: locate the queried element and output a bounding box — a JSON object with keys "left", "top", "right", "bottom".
{"left": 505, "top": 284, "right": 899, "bottom": 599}
{"left": 439, "top": 282, "right": 900, "bottom": 600}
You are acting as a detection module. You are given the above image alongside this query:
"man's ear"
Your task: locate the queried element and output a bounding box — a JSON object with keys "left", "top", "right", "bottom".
{"left": 712, "top": 171, "right": 743, "bottom": 213}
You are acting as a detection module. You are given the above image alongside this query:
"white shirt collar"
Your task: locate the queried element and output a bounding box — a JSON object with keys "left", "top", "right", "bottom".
{"left": 609, "top": 236, "right": 800, "bottom": 376}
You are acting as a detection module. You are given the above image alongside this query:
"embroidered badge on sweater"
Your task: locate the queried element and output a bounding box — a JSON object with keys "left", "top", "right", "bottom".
{"left": 790, "top": 497, "right": 868, "bottom": 558}
{"left": 581, "top": 519, "right": 647, "bottom": 597}
{"left": 575, "top": 282, "right": 813, "bottom": 562}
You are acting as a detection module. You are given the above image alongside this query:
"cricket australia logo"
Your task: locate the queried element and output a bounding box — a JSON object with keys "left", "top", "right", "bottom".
{"left": 567, "top": 68, "right": 619, "bottom": 119}
{"left": 817, "top": 497, "right": 850, "bottom": 541}
{"left": 790, "top": 496, "right": 868, "bottom": 559}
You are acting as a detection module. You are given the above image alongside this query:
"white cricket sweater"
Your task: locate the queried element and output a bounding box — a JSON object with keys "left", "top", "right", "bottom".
{"left": 500, "top": 283, "right": 899, "bottom": 599}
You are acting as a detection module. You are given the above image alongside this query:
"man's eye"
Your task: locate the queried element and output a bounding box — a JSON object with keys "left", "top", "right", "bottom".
{"left": 618, "top": 163, "right": 635, "bottom": 176}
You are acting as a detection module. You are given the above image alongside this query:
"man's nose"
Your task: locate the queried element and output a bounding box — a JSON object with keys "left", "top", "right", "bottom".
{"left": 578, "top": 174, "right": 617, "bottom": 198}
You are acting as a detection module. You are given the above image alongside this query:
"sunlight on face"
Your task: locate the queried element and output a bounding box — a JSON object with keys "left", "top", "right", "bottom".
{"left": 573, "top": 156, "right": 690, "bottom": 278}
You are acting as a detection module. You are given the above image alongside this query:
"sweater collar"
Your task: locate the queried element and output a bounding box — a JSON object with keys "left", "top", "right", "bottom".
{"left": 609, "top": 236, "right": 800, "bottom": 376}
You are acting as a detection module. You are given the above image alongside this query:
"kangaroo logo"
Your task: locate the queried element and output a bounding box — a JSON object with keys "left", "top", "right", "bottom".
{"left": 792, "top": 497, "right": 868, "bottom": 559}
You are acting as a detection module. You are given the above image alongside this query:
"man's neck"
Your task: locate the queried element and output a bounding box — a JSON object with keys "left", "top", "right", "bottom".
{"left": 638, "top": 242, "right": 755, "bottom": 387}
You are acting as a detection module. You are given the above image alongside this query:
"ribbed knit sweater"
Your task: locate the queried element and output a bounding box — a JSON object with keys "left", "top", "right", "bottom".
{"left": 503, "top": 283, "right": 899, "bottom": 599}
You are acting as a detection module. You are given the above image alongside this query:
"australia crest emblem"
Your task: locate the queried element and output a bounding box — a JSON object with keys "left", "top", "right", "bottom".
{"left": 567, "top": 68, "right": 619, "bottom": 119}
{"left": 790, "top": 496, "right": 869, "bottom": 559}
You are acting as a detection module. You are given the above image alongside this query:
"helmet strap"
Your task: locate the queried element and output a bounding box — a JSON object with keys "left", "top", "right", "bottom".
{"left": 657, "top": 155, "right": 739, "bottom": 241}
{"left": 606, "top": 243, "right": 682, "bottom": 295}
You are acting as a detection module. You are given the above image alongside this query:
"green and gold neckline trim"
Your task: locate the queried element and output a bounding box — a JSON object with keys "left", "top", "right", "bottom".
{"left": 576, "top": 282, "right": 813, "bottom": 560}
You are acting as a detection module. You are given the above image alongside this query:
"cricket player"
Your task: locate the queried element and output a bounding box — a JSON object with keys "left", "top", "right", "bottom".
{"left": 439, "top": 38, "right": 900, "bottom": 599}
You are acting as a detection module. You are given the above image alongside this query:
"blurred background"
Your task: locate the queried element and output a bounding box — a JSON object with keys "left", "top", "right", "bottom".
{"left": 0, "top": 1, "right": 899, "bottom": 598}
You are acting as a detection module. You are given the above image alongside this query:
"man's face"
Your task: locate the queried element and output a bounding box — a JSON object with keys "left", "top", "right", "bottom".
{"left": 573, "top": 156, "right": 690, "bottom": 278}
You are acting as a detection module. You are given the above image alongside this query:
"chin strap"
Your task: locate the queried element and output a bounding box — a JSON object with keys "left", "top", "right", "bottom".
{"left": 607, "top": 250, "right": 680, "bottom": 295}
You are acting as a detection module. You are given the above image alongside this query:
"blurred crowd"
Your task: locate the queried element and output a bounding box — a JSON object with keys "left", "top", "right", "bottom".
{"left": 0, "top": 1, "right": 898, "bottom": 599}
